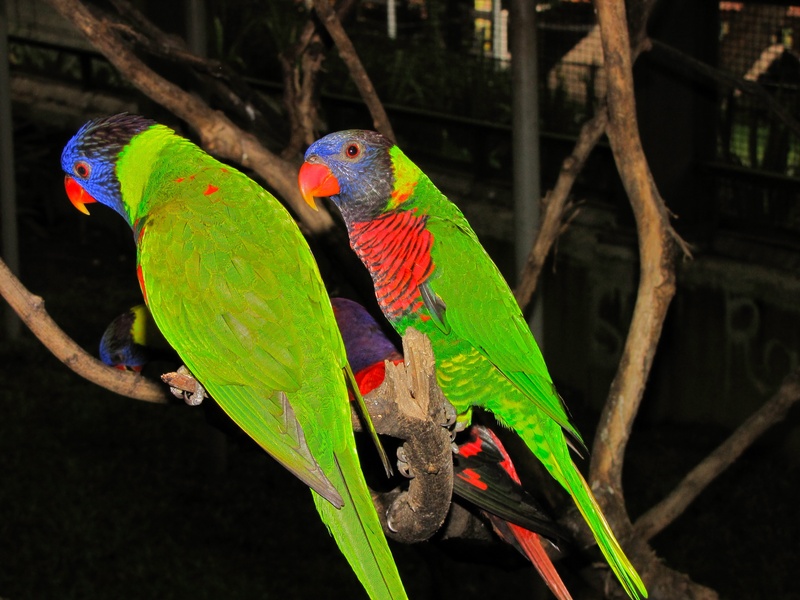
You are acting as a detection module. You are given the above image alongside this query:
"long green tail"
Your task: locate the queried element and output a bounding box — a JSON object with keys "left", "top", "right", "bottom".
{"left": 473, "top": 361, "right": 646, "bottom": 598}
{"left": 562, "top": 464, "right": 647, "bottom": 599}
{"left": 313, "top": 446, "right": 407, "bottom": 600}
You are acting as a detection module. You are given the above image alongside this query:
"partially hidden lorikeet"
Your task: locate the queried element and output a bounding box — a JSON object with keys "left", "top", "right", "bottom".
{"left": 299, "top": 130, "right": 647, "bottom": 599}
{"left": 100, "top": 304, "right": 173, "bottom": 371}
{"left": 62, "top": 115, "right": 407, "bottom": 600}
{"left": 331, "top": 297, "right": 573, "bottom": 600}
{"left": 455, "top": 425, "right": 573, "bottom": 600}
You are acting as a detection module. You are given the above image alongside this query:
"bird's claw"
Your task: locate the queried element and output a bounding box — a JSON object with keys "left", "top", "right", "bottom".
{"left": 442, "top": 401, "right": 464, "bottom": 454}
{"left": 396, "top": 445, "right": 413, "bottom": 478}
{"left": 162, "top": 365, "right": 207, "bottom": 406}
{"left": 441, "top": 400, "right": 458, "bottom": 428}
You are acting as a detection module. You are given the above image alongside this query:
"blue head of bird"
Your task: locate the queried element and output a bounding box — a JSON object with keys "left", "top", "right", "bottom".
{"left": 61, "top": 114, "right": 156, "bottom": 221}
{"left": 299, "top": 130, "right": 396, "bottom": 223}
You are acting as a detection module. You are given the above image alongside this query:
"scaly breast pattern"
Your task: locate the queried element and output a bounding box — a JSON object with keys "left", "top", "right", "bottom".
{"left": 349, "top": 210, "right": 434, "bottom": 323}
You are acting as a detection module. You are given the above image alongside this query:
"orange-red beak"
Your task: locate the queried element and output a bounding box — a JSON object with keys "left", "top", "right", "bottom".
{"left": 298, "top": 162, "right": 340, "bottom": 211}
{"left": 65, "top": 175, "right": 98, "bottom": 215}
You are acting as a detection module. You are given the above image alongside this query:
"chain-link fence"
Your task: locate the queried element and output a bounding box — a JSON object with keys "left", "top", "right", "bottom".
{"left": 719, "top": 2, "right": 800, "bottom": 176}
{"left": 714, "top": 3, "right": 800, "bottom": 237}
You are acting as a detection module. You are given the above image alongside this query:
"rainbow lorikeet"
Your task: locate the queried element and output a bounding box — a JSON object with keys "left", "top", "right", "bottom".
{"left": 62, "top": 115, "right": 407, "bottom": 600}
{"left": 455, "top": 425, "right": 573, "bottom": 600}
{"left": 299, "top": 131, "right": 647, "bottom": 599}
{"left": 100, "top": 304, "right": 174, "bottom": 371}
{"left": 331, "top": 297, "right": 573, "bottom": 600}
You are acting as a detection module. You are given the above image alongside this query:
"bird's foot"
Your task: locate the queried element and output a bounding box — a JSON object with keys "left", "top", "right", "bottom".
{"left": 441, "top": 401, "right": 465, "bottom": 454}
{"left": 442, "top": 399, "right": 458, "bottom": 429}
{"left": 396, "top": 445, "right": 413, "bottom": 478}
{"left": 162, "top": 365, "right": 207, "bottom": 406}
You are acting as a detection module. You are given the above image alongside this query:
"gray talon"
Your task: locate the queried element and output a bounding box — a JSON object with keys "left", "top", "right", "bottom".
{"left": 396, "top": 445, "right": 412, "bottom": 478}
{"left": 442, "top": 401, "right": 457, "bottom": 428}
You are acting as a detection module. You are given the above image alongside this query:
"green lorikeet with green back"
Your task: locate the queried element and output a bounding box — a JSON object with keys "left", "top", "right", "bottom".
{"left": 299, "top": 130, "right": 647, "bottom": 599}
{"left": 61, "top": 115, "right": 407, "bottom": 600}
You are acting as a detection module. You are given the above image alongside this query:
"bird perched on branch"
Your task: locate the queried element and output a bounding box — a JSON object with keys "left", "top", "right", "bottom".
{"left": 300, "top": 130, "right": 647, "bottom": 599}
{"left": 332, "top": 297, "right": 573, "bottom": 600}
{"left": 62, "top": 114, "right": 407, "bottom": 600}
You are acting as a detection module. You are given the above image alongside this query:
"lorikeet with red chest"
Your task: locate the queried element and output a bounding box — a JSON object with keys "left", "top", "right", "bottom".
{"left": 300, "top": 130, "right": 647, "bottom": 599}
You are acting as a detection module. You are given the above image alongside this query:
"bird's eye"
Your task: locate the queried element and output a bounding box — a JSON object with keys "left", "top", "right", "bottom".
{"left": 74, "top": 161, "right": 91, "bottom": 179}
{"left": 345, "top": 143, "right": 361, "bottom": 159}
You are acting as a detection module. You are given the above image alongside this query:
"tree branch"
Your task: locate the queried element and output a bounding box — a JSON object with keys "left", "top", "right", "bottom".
{"left": 357, "top": 329, "right": 455, "bottom": 544}
{"left": 581, "top": 3, "right": 718, "bottom": 597}
{"left": 514, "top": 107, "right": 608, "bottom": 308}
{"left": 312, "top": 0, "right": 395, "bottom": 142}
{"left": 588, "top": 0, "right": 685, "bottom": 507}
{"left": 0, "top": 256, "right": 167, "bottom": 403}
{"left": 513, "top": 9, "right": 664, "bottom": 311}
{"left": 634, "top": 366, "right": 800, "bottom": 541}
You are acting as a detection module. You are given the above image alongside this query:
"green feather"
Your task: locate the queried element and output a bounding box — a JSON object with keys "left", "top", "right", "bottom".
{"left": 115, "top": 125, "right": 406, "bottom": 600}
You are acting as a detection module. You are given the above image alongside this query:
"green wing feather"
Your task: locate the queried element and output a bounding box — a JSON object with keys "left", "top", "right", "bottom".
{"left": 126, "top": 133, "right": 406, "bottom": 600}
{"left": 423, "top": 211, "right": 583, "bottom": 447}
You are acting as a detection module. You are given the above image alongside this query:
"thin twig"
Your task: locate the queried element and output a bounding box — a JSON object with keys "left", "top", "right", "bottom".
{"left": 109, "top": 0, "right": 278, "bottom": 137}
{"left": 514, "top": 107, "right": 608, "bottom": 310}
{"left": 280, "top": 25, "right": 325, "bottom": 158}
{"left": 312, "top": 0, "right": 395, "bottom": 141}
{"left": 650, "top": 38, "right": 800, "bottom": 139}
{"left": 634, "top": 367, "right": 800, "bottom": 541}
{"left": 0, "top": 257, "right": 167, "bottom": 403}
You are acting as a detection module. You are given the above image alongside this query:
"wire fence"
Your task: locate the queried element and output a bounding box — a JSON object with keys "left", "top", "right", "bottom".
{"left": 719, "top": 2, "right": 800, "bottom": 176}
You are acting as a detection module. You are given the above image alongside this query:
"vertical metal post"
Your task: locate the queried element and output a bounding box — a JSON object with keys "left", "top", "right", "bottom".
{"left": 185, "top": 0, "right": 207, "bottom": 56}
{"left": 0, "top": 0, "right": 20, "bottom": 339}
{"left": 510, "top": 0, "right": 542, "bottom": 340}
{"left": 387, "top": 0, "right": 397, "bottom": 40}
{"left": 492, "top": 0, "right": 503, "bottom": 61}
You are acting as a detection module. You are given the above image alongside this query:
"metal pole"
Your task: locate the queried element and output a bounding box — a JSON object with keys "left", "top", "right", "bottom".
{"left": 0, "top": 0, "right": 20, "bottom": 339}
{"left": 387, "top": 0, "right": 397, "bottom": 40}
{"left": 510, "top": 0, "right": 542, "bottom": 340}
{"left": 492, "top": 0, "right": 503, "bottom": 61}
{"left": 185, "top": 0, "right": 207, "bottom": 56}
